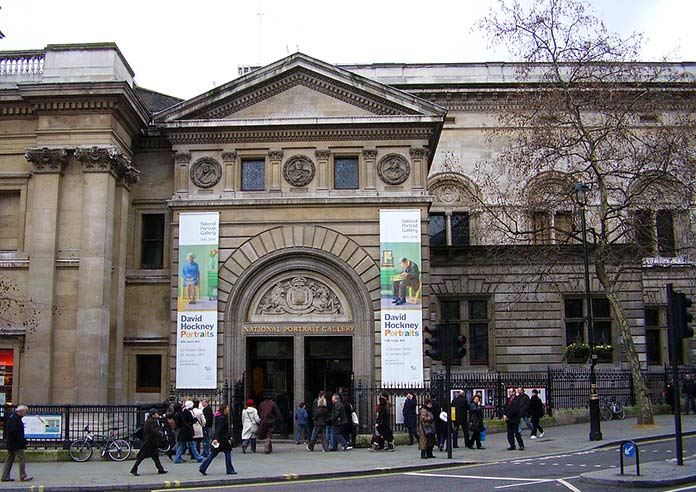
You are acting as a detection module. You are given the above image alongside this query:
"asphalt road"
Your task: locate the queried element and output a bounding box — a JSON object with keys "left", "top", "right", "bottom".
{"left": 164, "top": 435, "right": 696, "bottom": 492}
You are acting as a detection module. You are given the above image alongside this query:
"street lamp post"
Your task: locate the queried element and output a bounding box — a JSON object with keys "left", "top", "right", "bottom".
{"left": 574, "top": 182, "right": 603, "bottom": 442}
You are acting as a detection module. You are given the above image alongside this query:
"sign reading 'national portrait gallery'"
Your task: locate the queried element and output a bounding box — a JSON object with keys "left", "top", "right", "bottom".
{"left": 379, "top": 209, "right": 423, "bottom": 387}
{"left": 176, "top": 212, "right": 219, "bottom": 389}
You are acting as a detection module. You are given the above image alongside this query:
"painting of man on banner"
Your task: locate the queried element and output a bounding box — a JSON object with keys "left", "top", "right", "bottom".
{"left": 391, "top": 257, "right": 420, "bottom": 306}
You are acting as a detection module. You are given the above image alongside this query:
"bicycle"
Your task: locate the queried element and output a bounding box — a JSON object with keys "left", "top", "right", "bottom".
{"left": 69, "top": 425, "right": 132, "bottom": 462}
{"left": 599, "top": 398, "right": 625, "bottom": 421}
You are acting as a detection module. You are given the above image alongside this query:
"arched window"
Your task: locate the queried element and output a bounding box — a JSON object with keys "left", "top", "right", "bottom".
{"left": 525, "top": 172, "right": 577, "bottom": 245}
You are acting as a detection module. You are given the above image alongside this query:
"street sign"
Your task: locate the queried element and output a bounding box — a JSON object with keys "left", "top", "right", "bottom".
{"left": 622, "top": 441, "right": 636, "bottom": 458}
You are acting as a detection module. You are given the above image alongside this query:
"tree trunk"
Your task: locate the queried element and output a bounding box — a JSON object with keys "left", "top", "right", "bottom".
{"left": 595, "top": 259, "right": 655, "bottom": 425}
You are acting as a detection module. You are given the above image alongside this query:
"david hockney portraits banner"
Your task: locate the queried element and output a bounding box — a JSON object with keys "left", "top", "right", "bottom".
{"left": 177, "top": 212, "right": 219, "bottom": 389}
{"left": 379, "top": 209, "right": 423, "bottom": 387}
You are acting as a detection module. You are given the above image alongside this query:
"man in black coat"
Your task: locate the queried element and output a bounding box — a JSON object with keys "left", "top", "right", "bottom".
{"left": 130, "top": 409, "right": 167, "bottom": 476}
{"left": 503, "top": 388, "right": 524, "bottom": 451}
{"left": 201, "top": 400, "right": 214, "bottom": 458}
{"left": 1, "top": 405, "right": 32, "bottom": 482}
{"left": 452, "top": 391, "right": 471, "bottom": 448}
{"left": 330, "top": 394, "right": 352, "bottom": 451}
{"left": 403, "top": 392, "right": 418, "bottom": 445}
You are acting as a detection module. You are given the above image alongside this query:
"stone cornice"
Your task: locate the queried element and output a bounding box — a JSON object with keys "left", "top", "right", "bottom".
{"left": 168, "top": 194, "right": 433, "bottom": 208}
{"left": 74, "top": 145, "right": 140, "bottom": 184}
{"left": 166, "top": 126, "right": 434, "bottom": 145}
{"left": 25, "top": 147, "right": 68, "bottom": 174}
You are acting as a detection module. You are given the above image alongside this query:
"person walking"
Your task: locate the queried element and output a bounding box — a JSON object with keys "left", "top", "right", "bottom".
{"left": 330, "top": 394, "right": 352, "bottom": 451}
{"left": 199, "top": 404, "right": 237, "bottom": 476}
{"left": 241, "top": 399, "right": 260, "bottom": 453}
{"left": 294, "top": 402, "right": 308, "bottom": 444}
{"left": 683, "top": 374, "right": 696, "bottom": 415}
{"left": 258, "top": 395, "right": 282, "bottom": 454}
{"left": 201, "top": 399, "right": 214, "bottom": 458}
{"left": 469, "top": 394, "right": 485, "bottom": 449}
{"left": 130, "top": 408, "right": 167, "bottom": 476}
{"left": 1, "top": 405, "right": 32, "bottom": 482}
{"left": 306, "top": 396, "right": 329, "bottom": 452}
{"left": 452, "top": 390, "right": 470, "bottom": 448}
{"left": 191, "top": 400, "right": 206, "bottom": 456}
{"left": 503, "top": 388, "right": 524, "bottom": 451}
{"left": 343, "top": 397, "right": 358, "bottom": 447}
{"left": 173, "top": 400, "right": 204, "bottom": 463}
{"left": 418, "top": 399, "right": 436, "bottom": 459}
{"left": 529, "top": 389, "right": 545, "bottom": 439}
{"left": 516, "top": 387, "right": 533, "bottom": 435}
{"left": 372, "top": 395, "right": 394, "bottom": 451}
{"left": 403, "top": 392, "right": 418, "bottom": 445}
{"left": 431, "top": 394, "right": 446, "bottom": 452}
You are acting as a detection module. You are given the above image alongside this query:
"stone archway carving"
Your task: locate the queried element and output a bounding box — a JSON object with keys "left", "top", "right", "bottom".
{"left": 218, "top": 225, "right": 379, "bottom": 390}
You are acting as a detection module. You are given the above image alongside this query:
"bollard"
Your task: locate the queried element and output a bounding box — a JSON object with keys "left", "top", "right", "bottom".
{"left": 619, "top": 440, "right": 640, "bottom": 476}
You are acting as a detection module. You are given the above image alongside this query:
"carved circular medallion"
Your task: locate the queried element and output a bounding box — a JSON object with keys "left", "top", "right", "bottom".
{"left": 283, "top": 155, "right": 315, "bottom": 187}
{"left": 190, "top": 157, "right": 222, "bottom": 188}
{"left": 377, "top": 153, "right": 410, "bottom": 185}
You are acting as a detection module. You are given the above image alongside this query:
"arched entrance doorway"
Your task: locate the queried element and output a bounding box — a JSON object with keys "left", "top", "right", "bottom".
{"left": 223, "top": 247, "right": 375, "bottom": 411}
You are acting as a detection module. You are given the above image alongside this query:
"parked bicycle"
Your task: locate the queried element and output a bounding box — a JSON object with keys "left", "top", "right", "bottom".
{"left": 69, "top": 425, "right": 132, "bottom": 462}
{"left": 599, "top": 398, "right": 625, "bottom": 421}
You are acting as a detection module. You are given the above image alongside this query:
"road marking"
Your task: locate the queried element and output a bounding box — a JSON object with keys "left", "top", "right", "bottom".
{"left": 665, "top": 485, "right": 696, "bottom": 492}
{"left": 557, "top": 478, "right": 583, "bottom": 492}
{"left": 406, "top": 472, "right": 555, "bottom": 482}
{"left": 494, "top": 480, "right": 552, "bottom": 489}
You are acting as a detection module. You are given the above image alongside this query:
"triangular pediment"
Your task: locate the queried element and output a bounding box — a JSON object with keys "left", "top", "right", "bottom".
{"left": 154, "top": 53, "right": 446, "bottom": 123}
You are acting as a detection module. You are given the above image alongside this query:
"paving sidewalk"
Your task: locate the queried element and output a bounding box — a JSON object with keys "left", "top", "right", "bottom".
{"left": 0, "top": 414, "right": 693, "bottom": 491}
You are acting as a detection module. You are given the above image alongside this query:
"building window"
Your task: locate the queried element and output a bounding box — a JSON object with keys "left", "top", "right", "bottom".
{"left": 532, "top": 210, "right": 574, "bottom": 244}
{"left": 644, "top": 307, "right": 663, "bottom": 366}
{"left": 430, "top": 212, "right": 470, "bottom": 247}
{"left": 136, "top": 354, "right": 162, "bottom": 393}
{"left": 0, "top": 190, "right": 20, "bottom": 251}
{"left": 564, "top": 297, "right": 613, "bottom": 363}
{"left": 439, "top": 298, "right": 489, "bottom": 365}
{"left": 430, "top": 214, "right": 446, "bottom": 247}
{"left": 241, "top": 159, "right": 266, "bottom": 191}
{"left": 635, "top": 209, "right": 676, "bottom": 257}
{"left": 334, "top": 157, "right": 359, "bottom": 189}
{"left": 141, "top": 214, "right": 165, "bottom": 269}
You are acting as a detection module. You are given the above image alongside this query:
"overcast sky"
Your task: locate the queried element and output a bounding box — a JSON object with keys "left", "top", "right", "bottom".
{"left": 1, "top": 0, "right": 694, "bottom": 99}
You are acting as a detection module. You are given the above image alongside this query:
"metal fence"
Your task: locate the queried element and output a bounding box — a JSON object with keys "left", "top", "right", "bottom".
{"left": 351, "top": 365, "right": 694, "bottom": 435}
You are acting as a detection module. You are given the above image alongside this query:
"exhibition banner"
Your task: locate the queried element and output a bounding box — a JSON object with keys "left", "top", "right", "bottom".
{"left": 379, "top": 209, "right": 423, "bottom": 387}
{"left": 176, "top": 212, "right": 219, "bottom": 389}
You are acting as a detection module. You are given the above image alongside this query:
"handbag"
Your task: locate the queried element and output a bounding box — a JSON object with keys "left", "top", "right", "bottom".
{"left": 480, "top": 426, "right": 487, "bottom": 442}
{"left": 351, "top": 411, "right": 359, "bottom": 425}
{"left": 423, "top": 423, "right": 435, "bottom": 436}
{"left": 246, "top": 410, "right": 260, "bottom": 433}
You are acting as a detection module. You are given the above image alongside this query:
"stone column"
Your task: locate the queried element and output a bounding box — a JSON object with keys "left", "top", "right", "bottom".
{"left": 73, "top": 146, "right": 125, "bottom": 403}
{"left": 268, "top": 150, "right": 283, "bottom": 191}
{"left": 409, "top": 147, "right": 427, "bottom": 190}
{"left": 22, "top": 147, "right": 68, "bottom": 404}
{"left": 108, "top": 167, "right": 138, "bottom": 403}
{"left": 445, "top": 210, "right": 453, "bottom": 246}
{"left": 175, "top": 152, "right": 190, "bottom": 194}
{"left": 293, "top": 335, "right": 305, "bottom": 414}
{"left": 222, "top": 151, "right": 237, "bottom": 192}
{"left": 362, "top": 149, "right": 377, "bottom": 190}
{"left": 315, "top": 150, "right": 330, "bottom": 190}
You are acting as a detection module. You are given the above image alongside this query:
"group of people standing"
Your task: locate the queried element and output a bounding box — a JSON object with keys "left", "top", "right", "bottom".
{"left": 503, "top": 387, "right": 545, "bottom": 451}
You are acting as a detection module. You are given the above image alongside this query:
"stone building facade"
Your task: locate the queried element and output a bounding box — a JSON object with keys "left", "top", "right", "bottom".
{"left": 0, "top": 44, "right": 693, "bottom": 406}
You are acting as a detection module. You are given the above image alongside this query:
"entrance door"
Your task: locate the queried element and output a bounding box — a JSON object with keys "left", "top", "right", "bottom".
{"left": 247, "top": 337, "right": 293, "bottom": 413}
{"left": 304, "top": 336, "right": 352, "bottom": 404}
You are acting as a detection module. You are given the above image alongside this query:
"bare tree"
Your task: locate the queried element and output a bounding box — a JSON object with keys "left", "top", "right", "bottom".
{"left": 477, "top": 0, "right": 696, "bottom": 425}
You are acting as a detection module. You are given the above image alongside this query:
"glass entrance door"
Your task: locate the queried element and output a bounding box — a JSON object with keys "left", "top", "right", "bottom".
{"left": 247, "top": 337, "right": 293, "bottom": 411}
{"left": 304, "top": 336, "right": 352, "bottom": 404}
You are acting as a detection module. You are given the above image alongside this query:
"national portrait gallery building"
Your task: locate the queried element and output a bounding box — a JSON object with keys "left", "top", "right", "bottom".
{"left": 0, "top": 44, "right": 693, "bottom": 406}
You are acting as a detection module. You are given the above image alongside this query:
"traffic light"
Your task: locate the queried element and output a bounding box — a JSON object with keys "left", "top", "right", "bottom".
{"left": 675, "top": 292, "right": 695, "bottom": 339}
{"left": 450, "top": 327, "right": 467, "bottom": 360}
{"left": 424, "top": 325, "right": 444, "bottom": 361}
{"left": 668, "top": 285, "right": 695, "bottom": 342}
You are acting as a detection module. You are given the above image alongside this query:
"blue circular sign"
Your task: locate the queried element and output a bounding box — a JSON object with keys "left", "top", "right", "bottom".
{"left": 622, "top": 442, "right": 636, "bottom": 457}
